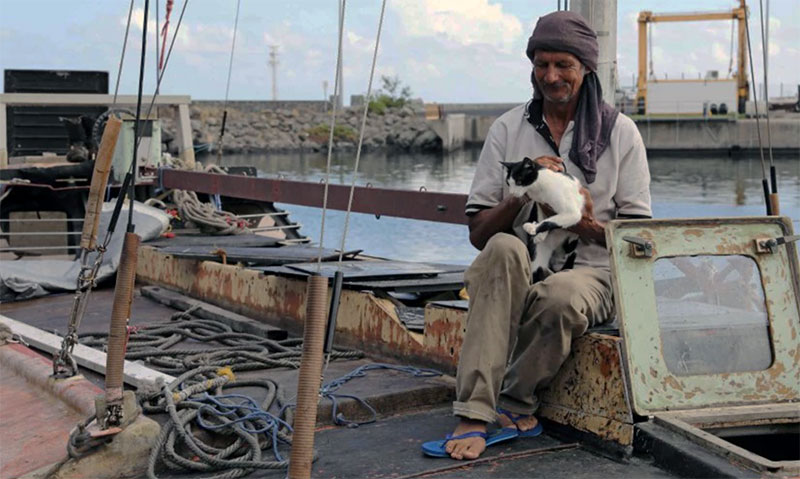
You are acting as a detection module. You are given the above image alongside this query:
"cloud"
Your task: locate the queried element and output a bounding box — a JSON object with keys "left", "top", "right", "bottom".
{"left": 390, "top": 0, "right": 523, "bottom": 52}
{"left": 712, "top": 42, "right": 728, "bottom": 63}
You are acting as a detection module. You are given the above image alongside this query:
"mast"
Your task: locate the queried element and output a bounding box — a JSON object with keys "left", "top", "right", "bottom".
{"left": 570, "top": 0, "right": 617, "bottom": 106}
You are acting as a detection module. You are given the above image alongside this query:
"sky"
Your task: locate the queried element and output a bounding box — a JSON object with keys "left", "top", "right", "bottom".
{"left": 0, "top": 0, "right": 797, "bottom": 103}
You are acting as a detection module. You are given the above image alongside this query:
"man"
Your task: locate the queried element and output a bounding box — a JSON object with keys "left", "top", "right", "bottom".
{"left": 424, "top": 11, "right": 651, "bottom": 460}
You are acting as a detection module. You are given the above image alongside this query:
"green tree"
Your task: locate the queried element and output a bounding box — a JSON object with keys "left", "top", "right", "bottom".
{"left": 369, "top": 75, "right": 413, "bottom": 114}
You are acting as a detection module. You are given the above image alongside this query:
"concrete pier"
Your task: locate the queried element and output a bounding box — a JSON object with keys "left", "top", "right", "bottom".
{"left": 426, "top": 102, "right": 800, "bottom": 155}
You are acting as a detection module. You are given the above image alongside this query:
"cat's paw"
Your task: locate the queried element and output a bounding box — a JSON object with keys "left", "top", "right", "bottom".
{"left": 533, "top": 231, "right": 548, "bottom": 244}
{"left": 522, "top": 222, "right": 538, "bottom": 236}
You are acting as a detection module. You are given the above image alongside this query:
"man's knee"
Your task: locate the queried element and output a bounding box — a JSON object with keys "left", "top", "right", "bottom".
{"left": 465, "top": 233, "right": 529, "bottom": 287}
{"left": 483, "top": 233, "right": 528, "bottom": 260}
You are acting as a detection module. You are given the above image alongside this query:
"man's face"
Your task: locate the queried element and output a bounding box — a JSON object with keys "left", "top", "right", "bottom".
{"left": 532, "top": 51, "right": 585, "bottom": 104}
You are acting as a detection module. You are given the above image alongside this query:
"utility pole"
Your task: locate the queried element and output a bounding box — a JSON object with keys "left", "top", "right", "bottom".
{"left": 323, "top": 80, "right": 329, "bottom": 110}
{"left": 570, "top": 0, "right": 617, "bottom": 106}
{"left": 268, "top": 45, "right": 279, "bottom": 101}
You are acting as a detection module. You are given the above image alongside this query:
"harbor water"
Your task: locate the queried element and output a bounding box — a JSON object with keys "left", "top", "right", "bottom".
{"left": 221, "top": 149, "right": 800, "bottom": 265}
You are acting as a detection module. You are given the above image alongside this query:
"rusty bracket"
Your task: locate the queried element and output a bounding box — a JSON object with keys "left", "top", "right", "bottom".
{"left": 622, "top": 235, "right": 654, "bottom": 258}
{"left": 754, "top": 235, "right": 800, "bottom": 254}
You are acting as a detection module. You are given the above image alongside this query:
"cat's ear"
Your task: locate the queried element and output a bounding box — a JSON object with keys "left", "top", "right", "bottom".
{"left": 499, "top": 161, "right": 514, "bottom": 170}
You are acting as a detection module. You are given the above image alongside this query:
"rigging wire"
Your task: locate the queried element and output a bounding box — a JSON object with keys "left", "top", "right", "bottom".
{"left": 217, "top": 0, "right": 242, "bottom": 165}
{"left": 107, "top": 0, "right": 189, "bottom": 243}
{"left": 757, "top": 0, "right": 777, "bottom": 196}
{"left": 112, "top": 0, "right": 136, "bottom": 106}
{"left": 743, "top": 0, "right": 772, "bottom": 215}
{"left": 127, "top": 0, "right": 150, "bottom": 233}
{"left": 336, "top": 0, "right": 387, "bottom": 264}
{"left": 315, "top": 0, "right": 347, "bottom": 273}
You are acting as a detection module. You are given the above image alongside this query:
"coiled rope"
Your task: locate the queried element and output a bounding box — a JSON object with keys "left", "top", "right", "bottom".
{"left": 142, "top": 369, "right": 300, "bottom": 479}
{"left": 79, "top": 304, "right": 442, "bottom": 478}
{"left": 79, "top": 316, "right": 363, "bottom": 376}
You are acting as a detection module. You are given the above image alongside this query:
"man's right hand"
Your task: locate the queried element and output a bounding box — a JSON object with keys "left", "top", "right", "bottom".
{"left": 533, "top": 156, "right": 565, "bottom": 172}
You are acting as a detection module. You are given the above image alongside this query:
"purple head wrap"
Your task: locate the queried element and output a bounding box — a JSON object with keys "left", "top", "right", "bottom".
{"left": 525, "top": 11, "right": 618, "bottom": 184}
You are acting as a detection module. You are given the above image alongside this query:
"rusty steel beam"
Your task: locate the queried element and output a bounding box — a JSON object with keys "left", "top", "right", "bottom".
{"left": 161, "top": 169, "right": 469, "bottom": 225}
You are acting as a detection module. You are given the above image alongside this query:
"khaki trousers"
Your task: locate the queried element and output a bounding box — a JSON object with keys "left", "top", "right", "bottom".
{"left": 453, "top": 233, "right": 614, "bottom": 422}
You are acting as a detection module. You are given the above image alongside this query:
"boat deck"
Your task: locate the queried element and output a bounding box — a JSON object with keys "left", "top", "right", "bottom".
{"left": 0, "top": 287, "right": 678, "bottom": 478}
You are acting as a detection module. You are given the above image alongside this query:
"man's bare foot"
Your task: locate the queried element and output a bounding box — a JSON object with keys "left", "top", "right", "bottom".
{"left": 498, "top": 411, "right": 539, "bottom": 432}
{"left": 444, "top": 418, "right": 487, "bottom": 460}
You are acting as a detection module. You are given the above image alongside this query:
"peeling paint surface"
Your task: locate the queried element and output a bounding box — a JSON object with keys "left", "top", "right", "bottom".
{"left": 539, "top": 334, "right": 633, "bottom": 425}
{"left": 607, "top": 217, "right": 800, "bottom": 415}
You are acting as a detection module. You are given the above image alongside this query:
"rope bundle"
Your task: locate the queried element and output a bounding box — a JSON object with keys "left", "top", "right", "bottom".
{"left": 78, "top": 309, "right": 360, "bottom": 478}
{"left": 79, "top": 316, "right": 363, "bottom": 376}
{"left": 172, "top": 189, "right": 249, "bottom": 236}
{"left": 142, "top": 368, "right": 301, "bottom": 479}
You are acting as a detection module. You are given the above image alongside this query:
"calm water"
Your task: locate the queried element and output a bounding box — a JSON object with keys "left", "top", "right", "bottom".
{"left": 221, "top": 150, "right": 800, "bottom": 264}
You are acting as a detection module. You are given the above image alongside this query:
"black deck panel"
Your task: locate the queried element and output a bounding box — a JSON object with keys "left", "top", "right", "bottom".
{"left": 397, "top": 306, "right": 426, "bottom": 332}
{"left": 285, "top": 261, "right": 466, "bottom": 281}
{"left": 155, "top": 245, "right": 353, "bottom": 265}
{"left": 341, "top": 271, "right": 465, "bottom": 293}
{"left": 430, "top": 299, "right": 469, "bottom": 310}
{"left": 145, "top": 234, "right": 282, "bottom": 248}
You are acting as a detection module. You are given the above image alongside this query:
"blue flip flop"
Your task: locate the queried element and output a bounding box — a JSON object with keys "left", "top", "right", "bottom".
{"left": 496, "top": 407, "right": 543, "bottom": 438}
{"left": 421, "top": 428, "right": 518, "bottom": 458}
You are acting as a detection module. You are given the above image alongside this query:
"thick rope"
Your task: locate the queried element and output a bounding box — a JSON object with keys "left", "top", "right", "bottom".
{"left": 336, "top": 0, "right": 387, "bottom": 264}
{"left": 144, "top": 374, "right": 298, "bottom": 479}
{"left": 315, "top": 0, "right": 347, "bottom": 272}
{"left": 79, "top": 316, "right": 362, "bottom": 376}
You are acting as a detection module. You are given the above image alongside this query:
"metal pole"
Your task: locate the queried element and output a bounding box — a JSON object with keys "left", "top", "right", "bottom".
{"left": 269, "top": 45, "right": 279, "bottom": 101}
{"left": 570, "top": 0, "right": 617, "bottom": 105}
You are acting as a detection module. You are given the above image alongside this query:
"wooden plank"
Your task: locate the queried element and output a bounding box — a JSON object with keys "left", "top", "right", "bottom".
{"left": 139, "top": 286, "right": 288, "bottom": 340}
{"left": 0, "top": 314, "right": 175, "bottom": 389}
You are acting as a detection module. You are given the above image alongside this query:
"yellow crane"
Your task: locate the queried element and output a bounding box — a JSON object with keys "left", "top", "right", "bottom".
{"left": 636, "top": 0, "right": 748, "bottom": 114}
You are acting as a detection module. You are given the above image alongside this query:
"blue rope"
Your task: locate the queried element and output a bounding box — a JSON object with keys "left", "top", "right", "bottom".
{"left": 196, "top": 392, "right": 294, "bottom": 462}
{"left": 194, "top": 362, "right": 443, "bottom": 463}
{"left": 284, "top": 362, "right": 443, "bottom": 428}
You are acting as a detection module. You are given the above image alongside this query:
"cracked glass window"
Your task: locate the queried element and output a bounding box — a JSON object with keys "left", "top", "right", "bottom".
{"left": 652, "top": 255, "right": 773, "bottom": 376}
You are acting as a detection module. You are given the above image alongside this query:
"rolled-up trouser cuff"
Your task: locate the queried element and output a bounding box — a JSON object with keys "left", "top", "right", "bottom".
{"left": 452, "top": 401, "right": 497, "bottom": 423}
{"left": 497, "top": 395, "right": 540, "bottom": 417}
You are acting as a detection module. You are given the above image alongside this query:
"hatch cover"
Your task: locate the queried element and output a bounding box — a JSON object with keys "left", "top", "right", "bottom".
{"left": 607, "top": 216, "right": 800, "bottom": 415}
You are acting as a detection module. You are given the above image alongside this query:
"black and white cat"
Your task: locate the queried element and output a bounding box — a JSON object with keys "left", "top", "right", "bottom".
{"left": 501, "top": 157, "right": 584, "bottom": 281}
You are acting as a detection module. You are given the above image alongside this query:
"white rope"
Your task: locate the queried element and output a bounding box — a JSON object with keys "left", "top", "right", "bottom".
{"left": 112, "top": 0, "right": 136, "bottom": 106}
{"left": 315, "top": 0, "right": 347, "bottom": 272}
{"left": 336, "top": 0, "right": 387, "bottom": 264}
{"left": 172, "top": 165, "right": 249, "bottom": 235}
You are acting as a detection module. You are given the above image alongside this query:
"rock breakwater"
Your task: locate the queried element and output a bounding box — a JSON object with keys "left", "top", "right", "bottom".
{"left": 160, "top": 102, "right": 442, "bottom": 154}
